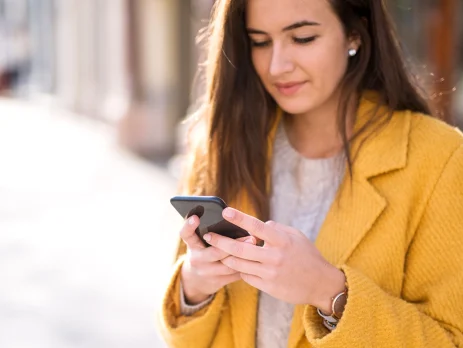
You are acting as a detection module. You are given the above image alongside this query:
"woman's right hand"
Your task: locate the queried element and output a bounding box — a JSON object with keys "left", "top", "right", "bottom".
{"left": 180, "top": 215, "right": 255, "bottom": 305}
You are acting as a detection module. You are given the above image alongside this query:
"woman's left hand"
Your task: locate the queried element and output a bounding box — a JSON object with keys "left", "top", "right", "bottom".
{"left": 203, "top": 207, "right": 346, "bottom": 312}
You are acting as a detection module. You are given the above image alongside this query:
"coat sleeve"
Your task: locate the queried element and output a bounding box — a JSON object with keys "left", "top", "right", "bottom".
{"left": 156, "top": 242, "right": 227, "bottom": 348}
{"left": 302, "top": 144, "right": 463, "bottom": 347}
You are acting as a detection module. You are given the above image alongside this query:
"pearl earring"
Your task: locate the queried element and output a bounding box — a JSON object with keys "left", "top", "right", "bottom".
{"left": 348, "top": 49, "right": 357, "bottom": 57}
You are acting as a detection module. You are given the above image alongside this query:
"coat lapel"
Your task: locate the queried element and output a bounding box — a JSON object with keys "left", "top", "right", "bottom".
{"left": 316, "top": 93, "right": 411, "bottom": 266}
{"left": 287, "top": 94, "right": 411, "bottom": 348}
{"left": 315, "top": 176, "right": 387, "bottom": 266}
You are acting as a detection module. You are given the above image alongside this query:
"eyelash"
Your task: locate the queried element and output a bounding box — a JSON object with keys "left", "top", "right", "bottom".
{"left": 250, "top": 36, "right": 318, "bottom": 48}
{"left": 293, "top": 36, "right": 317, "bottom": 44}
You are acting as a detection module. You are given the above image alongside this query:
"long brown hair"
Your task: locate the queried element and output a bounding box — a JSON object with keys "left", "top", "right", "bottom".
{"left": 181, "top": 0, "right": 431, "bottom": 220}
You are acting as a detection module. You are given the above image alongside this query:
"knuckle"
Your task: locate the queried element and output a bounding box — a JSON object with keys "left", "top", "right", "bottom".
{"left": 196, "top": 268, "right": 206, "bottom": 278}
{"left": 225, "top": 256, "right": 238, "bottom": 269}
{"left": 281, "top": 236, "right": 291, "bottom": 248}
{"left": 220, "top": 264, "right": 234, "bottom": 275}
{"left": 181, "top": 219, "right": 195, "bottom": 234}
{"left": 212, "top": 247, "right": 226, "bottom": 261}
{"left": 207, "top": 233, "right": 217, "bottom": 246}
{"left": 179, "top": 226, "right": 189, "bottom": 239}
{"left": 205, "top": 248, "right": 218, "bottom": 262}
{"left": 215, "top": 238, "right": 228, "bottom": 254}
{"left": 181, "top": 231, "right": 200, "bottom": 247}
{"left": 221, "top": 255, "right": 231, "bottom": 265}
{"left": 234, "top": 212, "right": 244, "bottom": 224}
{"left": 232, "top": 242, "right": 245, "bottom": 257}
{"left": 267, "top": 267, "right": 278, "bottom": 280}
{"left": 272, "top": 251, "right": 284, "bottom": 267}
{"left": 251, "top": 218, "right": 264, "bottom": 234}
{"left": 189, "top": 252, "right": 201, "bottom": 268}
{"left": 229, "top": 257, "right": 238, "bottom": 268}
{"left": 265, "top": 220, "right": 276, "bottom": 228}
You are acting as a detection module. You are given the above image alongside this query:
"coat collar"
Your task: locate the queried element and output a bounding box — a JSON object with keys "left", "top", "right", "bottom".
{"left": 350, "top": 91, "right": 410, "bottom": 179}
{"left": 229, "top": 91, "right": 412, "bottom": 348}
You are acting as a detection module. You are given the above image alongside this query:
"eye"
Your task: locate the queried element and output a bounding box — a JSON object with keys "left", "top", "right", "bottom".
{"left": 293, "top": 36, "right": 318, "bottom": 44}
{"left": 250, "top": 40, "right": 271, "bottom": 48}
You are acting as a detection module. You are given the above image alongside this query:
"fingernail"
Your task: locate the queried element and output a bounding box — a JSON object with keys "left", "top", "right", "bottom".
{"left": 188, "top": 217, "right": 195, "bottom": 225}
{"left": 224, "top": 208, "right": 235, "bottom": 219}
{"left": 203, "top": 234, "right": 211, "bottom": 242}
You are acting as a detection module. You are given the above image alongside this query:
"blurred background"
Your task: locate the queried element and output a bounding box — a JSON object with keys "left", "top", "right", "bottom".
{"left": 0, "top": 1, "right": 461, "bottom": 348}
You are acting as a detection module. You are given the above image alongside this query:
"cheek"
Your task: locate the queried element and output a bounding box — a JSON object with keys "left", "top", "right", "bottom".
{"left": 251, "top": 51, "right": 270, "bottom": 83}
{"left": 324, "top": 60, "right": 347, "bottom": 94}
{"left": 319, "top": 37, "right": 349, "bottom": 86}
{"left": 303, "top": 42, "right": 349, "bottom": 89}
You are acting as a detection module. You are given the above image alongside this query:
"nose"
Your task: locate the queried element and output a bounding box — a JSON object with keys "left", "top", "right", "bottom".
{"left": 269, "top": 44, "right": 294, "bottom": 77}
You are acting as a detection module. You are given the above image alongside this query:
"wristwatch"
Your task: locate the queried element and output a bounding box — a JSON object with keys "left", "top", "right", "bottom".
{"left": 331, "top": 290, "right": 348, "bottom": 319}
{"left": 317, "top": 287, "right": 348, "bottom": 323}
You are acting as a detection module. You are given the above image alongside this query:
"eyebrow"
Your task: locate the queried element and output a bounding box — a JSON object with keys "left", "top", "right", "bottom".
{"left": 247, "top": 20, "right": 320, "bottom": 35}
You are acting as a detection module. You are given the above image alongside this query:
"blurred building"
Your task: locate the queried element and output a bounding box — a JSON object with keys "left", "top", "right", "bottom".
{"left": 389, "top": 0, "right": 462, "bottom": 124}
{"left": 0, "top": 0, "right": 461, "bottom": 163}
{"left": 0, "top": 0, "right": 196, "bottom": 161}
{"left": 0, "top": 0, "right": 31, "bottom": 91}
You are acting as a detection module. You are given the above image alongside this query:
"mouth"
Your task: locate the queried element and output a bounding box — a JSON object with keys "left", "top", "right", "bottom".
{"left": 274, "top": 81, "right": 307, "bottom": 96}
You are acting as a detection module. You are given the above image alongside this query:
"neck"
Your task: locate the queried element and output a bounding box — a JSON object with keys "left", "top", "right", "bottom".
{"left": 284, "top": 91, "right": 357, "bottom": 159}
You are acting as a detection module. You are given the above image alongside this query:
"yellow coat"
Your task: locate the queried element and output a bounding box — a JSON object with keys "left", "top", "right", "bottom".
{"left": 158, "top": 94, "right": 463, "bottom": 347}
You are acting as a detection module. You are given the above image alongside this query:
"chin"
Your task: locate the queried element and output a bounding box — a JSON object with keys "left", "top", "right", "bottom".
{"left": 275, "top": 98, "right": 318, "bottom": 115}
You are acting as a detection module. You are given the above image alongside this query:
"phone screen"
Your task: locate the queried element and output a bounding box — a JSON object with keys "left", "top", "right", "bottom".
{"left": 170, "top": 196, "right": 250, "bottom": 242}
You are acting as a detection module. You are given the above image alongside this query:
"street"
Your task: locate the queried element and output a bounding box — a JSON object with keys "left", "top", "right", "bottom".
{"left": 0, "top": 98, "right": 182, "bottom": 348}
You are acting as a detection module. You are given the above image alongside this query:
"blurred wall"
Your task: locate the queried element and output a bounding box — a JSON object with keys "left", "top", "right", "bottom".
{"left": 118, "top": 0, "right": 190, "bottom": 160}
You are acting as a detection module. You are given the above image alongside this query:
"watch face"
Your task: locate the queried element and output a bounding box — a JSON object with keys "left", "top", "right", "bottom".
{"left": 333, "top": 292, "right": 347, "bottom": 319}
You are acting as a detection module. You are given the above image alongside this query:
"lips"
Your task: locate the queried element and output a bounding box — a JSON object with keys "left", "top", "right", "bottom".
{"left": 274, "top": 81, "right": 306, "bottom": 96}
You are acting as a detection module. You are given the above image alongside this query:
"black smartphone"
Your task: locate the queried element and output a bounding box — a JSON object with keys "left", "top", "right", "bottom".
{"left": 170, "top": 195, "right": 250, "bottom": 244}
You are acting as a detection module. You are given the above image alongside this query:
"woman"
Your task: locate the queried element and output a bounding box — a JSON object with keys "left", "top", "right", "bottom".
{"left": 158, "top": 0, "right": 463, "bottom": 347}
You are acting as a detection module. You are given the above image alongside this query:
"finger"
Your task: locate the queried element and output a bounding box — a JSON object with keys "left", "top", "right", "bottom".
{"left": 237, "top": 236, "right": 257, "bottom": 245}
{"left": 204, "top": 233, "right": 267, "bottom": 262}
{"left": 237, "top": 235, "right": 263, "bottom": 250}
{"left": 221, "top": 256, "right": 265, "bottom": 277}
{"left": 222, "top": 208, "right": 285, "bottom": 245}
{"left": 180, "top": 215, "right": 205, "bottom": 250}
{"left": 266, "top": 220, "right": 297, "bottom": 234}
{"left": 199, "top": 246, "right": 230, "bottom": 262}
{"left": 197, "top": 262, "right": 237, "bottom": 277}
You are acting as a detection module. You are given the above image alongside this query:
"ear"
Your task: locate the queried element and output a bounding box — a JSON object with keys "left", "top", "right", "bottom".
{"left": 349, "top": 17, "right": 368, "bottom": 51}
{"left": 348, "top": 31, "right": 362, "bottom": 52}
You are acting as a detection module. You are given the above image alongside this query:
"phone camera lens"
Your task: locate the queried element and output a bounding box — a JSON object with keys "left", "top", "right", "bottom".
{"left": 188, "top": 205, "right": 204, "bottom": 219}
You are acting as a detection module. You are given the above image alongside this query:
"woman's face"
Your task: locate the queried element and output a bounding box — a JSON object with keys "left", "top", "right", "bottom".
{"left": 246, "top": 0, "right": 359, "bottom": 115}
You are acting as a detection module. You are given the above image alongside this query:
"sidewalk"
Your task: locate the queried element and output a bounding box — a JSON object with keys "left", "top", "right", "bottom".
{"left": 0, "top": 98, "right": 183, "bottom": 348}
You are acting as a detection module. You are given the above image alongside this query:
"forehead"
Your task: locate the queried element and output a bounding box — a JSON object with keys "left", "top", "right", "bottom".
{"left": 246, "top": 0, "right": 335, "bottom": 29}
